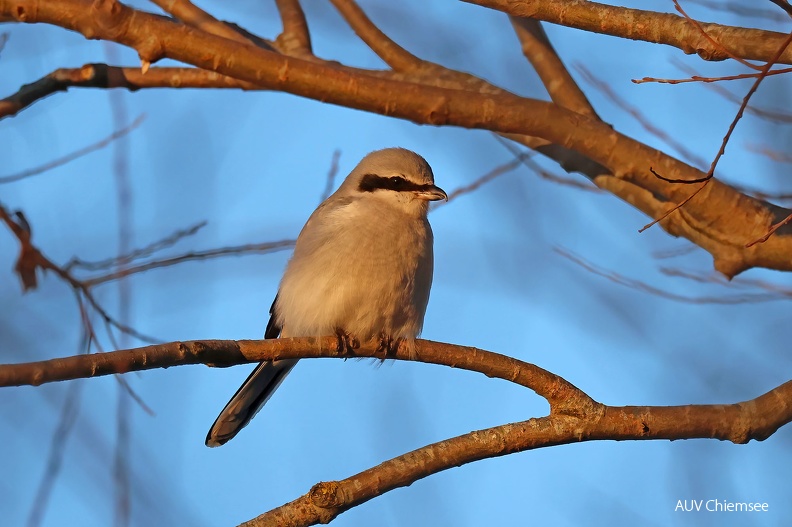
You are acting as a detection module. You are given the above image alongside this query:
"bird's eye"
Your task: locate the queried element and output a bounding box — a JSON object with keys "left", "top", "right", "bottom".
{"left": 390, "top": 176, "right": 405, "bottom": 188}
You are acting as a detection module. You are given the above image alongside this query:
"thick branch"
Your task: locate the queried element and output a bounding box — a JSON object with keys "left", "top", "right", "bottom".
{"left": 1, "top": 338, "right": 788, "bottom": 526}
{"left": 465, "top": 0, "right": 792, "bottom": 64}
{"left": 3, "top": 0, "right": 792, "bottom": 277}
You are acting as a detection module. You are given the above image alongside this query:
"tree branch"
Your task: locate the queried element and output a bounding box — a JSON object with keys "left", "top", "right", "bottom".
{"left": 464, "top": 0, "right": 792, "bottom": 64}
{"left": 3, "top": 0, "right": 792, "bottom": 277}
{"left": 274, "top": 0, "right": 312, "bottom": 56}
{"left": 0, "top": 64, "right": 260, "bottom": 119}
{"left": 1, "top": 338, "right": 788, "bottom": 526}
{"left": 509, "top": 17, "right": 597, "bottom": 117}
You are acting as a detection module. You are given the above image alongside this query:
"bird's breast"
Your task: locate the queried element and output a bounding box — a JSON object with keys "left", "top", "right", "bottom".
{"left": 274, "top": 201, "right": 433, "bottom": 340}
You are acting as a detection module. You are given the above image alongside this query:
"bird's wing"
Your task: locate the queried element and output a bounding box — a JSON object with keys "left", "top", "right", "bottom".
{"left": 205, "top": 294, "right": 298, "bottom": 447}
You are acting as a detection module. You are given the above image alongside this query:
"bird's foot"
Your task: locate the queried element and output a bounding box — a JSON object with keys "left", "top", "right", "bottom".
{"left": 376, "top": 333, "right": 401, "bottom": 360}
{"left": 335, "top": 328, "right": 360, "bottom": 357}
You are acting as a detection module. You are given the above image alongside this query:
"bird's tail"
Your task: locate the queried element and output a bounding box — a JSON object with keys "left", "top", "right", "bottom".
{"left": 205, "top": 359, "right": 299, "bottom": 447}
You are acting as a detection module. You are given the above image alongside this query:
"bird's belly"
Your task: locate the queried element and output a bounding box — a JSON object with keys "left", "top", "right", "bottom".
{"left": 276, "top": 235, "right": 423, "bottom": 340}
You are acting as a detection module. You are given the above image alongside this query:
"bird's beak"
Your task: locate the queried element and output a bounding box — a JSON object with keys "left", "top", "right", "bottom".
{"left": 414, "top": 185, "right": 448, "bottom": 202}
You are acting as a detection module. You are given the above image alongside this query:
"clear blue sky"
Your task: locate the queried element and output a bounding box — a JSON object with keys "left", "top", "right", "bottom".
{"left": 1, "top": 1, "right": 791, "bottom": 526}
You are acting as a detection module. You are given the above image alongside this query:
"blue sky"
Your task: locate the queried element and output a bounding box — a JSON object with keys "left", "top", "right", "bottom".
{"left": 1, "top": 1, "right": 791, "bottom": 526}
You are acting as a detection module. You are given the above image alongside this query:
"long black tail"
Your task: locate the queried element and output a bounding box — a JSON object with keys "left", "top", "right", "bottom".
{"left": 205, "top": 358, "right": 298, "bottom": 447}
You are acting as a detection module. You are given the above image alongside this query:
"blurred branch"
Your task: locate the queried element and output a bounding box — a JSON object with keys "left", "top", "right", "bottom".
{"left": 575, "top": 64, "right": 709, "bottom": 170}
{"left": 0, "top": 203, "right": 159, "bottom": 343}
{"left": 0, "top": 115, "right": 145, "bottom": 182}
{"left": 319, "top": 150, "right": 341, "bottom": 202}
{"left": 82, "top": 240, "right": 296, "bottom": 287}
{"left": 0, "top": 338, "right": 789, "bottom": 526}
{"left": 464, "top": 0, "right": 792, "bottom": 64}
{"left": 769, "top": 0, "right": 792, "bottom": 18}
{"left": 640, "top": 30, "right": 792, "bottom": 234}
{"left": 672, "top": 59, "right": 792, "bottom": 124}
{"left": 432, "top": 155, "right": 527, "bottom": 211}
{"left": 66, "top": 221, "right": 207, "bottom": 272}
{"left": 555, "top": 247, "right": 786, "bottom": 304}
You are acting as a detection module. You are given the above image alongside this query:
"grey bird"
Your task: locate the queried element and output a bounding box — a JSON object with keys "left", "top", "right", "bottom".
{"left": 206, "top": 147, "right": 446, "bottom": 447}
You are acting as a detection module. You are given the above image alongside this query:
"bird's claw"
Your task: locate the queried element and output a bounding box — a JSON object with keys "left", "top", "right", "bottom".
{"left": 376, "top": 333, "right": 400, "bottom": 359}
{"left": 335, "top": 328, "right": 360, "bottom": 357}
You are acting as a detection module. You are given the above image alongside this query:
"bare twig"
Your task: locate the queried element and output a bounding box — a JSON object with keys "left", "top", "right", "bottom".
{"left": 632, "top": 66, "right": 792, "bottom": 85}
{"left": 320, "top": 150, "right": 341, "bottom": 202}
{"left": 495, "top": 135, "right": 600, "bottom": 192}
{"left": 432, "top": 156, "right": 528, "bottom": 211}
{"left": 556, "top": 247, "right": 785, "bottom": 304}
{"left": 66, "top": 221, "right": 207, "bottom": 272}
{"left": 27, "top": 380, "right": 82, "bottom": 527}
{"left": 672, "top": 59, "right": 792, "bottom": 124}
{"left": 0, "top": 204, "right": 160, "bottom": 343}
{"left": 746, "top": 143, "right": 792, "bottom": 163}
{"left": 0, "top": 115, "right": 145, "bottom": 183}
{"left": 83, "top": 240, "right": 296, "bottom": 287}
{"left": 745, "top": 212, "right": 792, "bottom": 247}
{"left": 575, "top": 64, "right": 709, "bottom": 170}
{"left": 640, "top": 30, "right": 792, "bottom": 233}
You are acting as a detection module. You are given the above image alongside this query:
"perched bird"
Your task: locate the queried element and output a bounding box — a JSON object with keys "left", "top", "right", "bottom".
{"left": 206, "top": 148, "right": 446, "bottom": 447}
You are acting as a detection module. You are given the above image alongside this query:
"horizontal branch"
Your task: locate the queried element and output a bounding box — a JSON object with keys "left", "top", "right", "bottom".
{"left": 1, "top": 338, "right": 789, "bottom": 527}
{"left": 0, "top": 65, "right": 259, "bottom": 119}
{"left": 465, "top": 0, "right": 792, "bottom": 64}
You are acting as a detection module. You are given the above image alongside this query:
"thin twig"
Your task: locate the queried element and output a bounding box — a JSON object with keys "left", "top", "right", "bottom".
{"left": 556, "top": 247, "right": 784, "bottom": 304}
{"left": 632, "top": 66, "right": 792, "bottom": 85}
{"left": 672, "top": 59, "right": 792, "bottom": 124}
{"left": 640, "top": 30, "right": 792, "bottom": 233}
{"left": 319, "top": 150, "right": 341, "bottom": 202}
{"left": 83, "top": 240, "right": 296, "bottom": 287}
{"left": 495, "top": 135, "right": 600, "bottom": 192}
{"left": 0, "top": 115, "right": 145, "bottom": 184}
{"left": 576, "top": 64, "right": 709, "bottom": 170}
{"left": 66, "top": 221, "right": 207, "bottom": 272}
{"left": 432, "top": 156, "right": 528, "bottom": 211}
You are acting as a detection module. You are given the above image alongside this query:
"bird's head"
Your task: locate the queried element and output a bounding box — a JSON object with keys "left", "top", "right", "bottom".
{"left": 338, "top": 147, "right": 447, "bottom": 216}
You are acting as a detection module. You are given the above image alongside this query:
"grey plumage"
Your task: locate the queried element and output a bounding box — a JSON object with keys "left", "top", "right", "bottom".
{"left": 206, "top": 148, "right": 446, "bottom": 447}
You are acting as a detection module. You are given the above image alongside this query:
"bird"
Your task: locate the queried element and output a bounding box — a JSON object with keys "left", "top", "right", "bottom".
{"left": 205, "top": 147, "right": 447, "bottom": 447}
